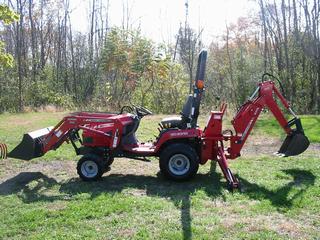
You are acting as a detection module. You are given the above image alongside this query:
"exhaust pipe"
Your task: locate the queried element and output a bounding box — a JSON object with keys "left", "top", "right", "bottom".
{"left": 8, "top": 127, "right": 53, "bottom": 160}
{"left": 276, "top": 118, "right": 310, "bottom": 157}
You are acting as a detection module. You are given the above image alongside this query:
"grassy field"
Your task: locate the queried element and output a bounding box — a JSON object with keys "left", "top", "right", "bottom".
{"left": 0, "top": 112, "right": 319, "bottom": 239}
{"left": 255, "top": 115, "right": 320, "bottom": 143}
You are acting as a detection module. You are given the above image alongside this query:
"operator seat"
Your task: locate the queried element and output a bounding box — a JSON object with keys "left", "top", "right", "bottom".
{"left": 160, "top": 49, "right": 207, "bottom": 130}
{"left": 160, "top": 95, "right": 193, "bottom": 129}
{"left": 121, "top": 115, "right": 140, "bottom": 145}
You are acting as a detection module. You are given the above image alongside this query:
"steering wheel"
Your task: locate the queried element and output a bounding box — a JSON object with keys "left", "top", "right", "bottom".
{"left": 132, "top": 104, "right": 153, "bottom": 118}
{"left": 120, "top": 105, "right": 134, "bottom": 114}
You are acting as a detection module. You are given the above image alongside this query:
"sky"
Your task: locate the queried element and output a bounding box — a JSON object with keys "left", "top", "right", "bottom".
{"left": 69, "top": 0, "right": 258, "bottom": 45}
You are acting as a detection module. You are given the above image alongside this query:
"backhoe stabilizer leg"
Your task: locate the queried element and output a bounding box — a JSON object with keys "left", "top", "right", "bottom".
{"left": 217, "top": 147, "right": 240, "bottom": 190}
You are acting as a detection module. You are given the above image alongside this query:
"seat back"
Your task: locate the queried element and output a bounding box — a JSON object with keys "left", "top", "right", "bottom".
{"left": 181, "top": 95, "right": 193, "bottom": 119}
{"left": 184, "top": 49, "right": 207, "bottom": 128}
{"left": 160, "top": 49, "right": 207, "bottom": 130}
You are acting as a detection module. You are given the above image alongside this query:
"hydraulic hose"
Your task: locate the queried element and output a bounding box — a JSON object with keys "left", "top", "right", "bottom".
{"left": 261, "top": 73, "right": 286, "bottom": 97}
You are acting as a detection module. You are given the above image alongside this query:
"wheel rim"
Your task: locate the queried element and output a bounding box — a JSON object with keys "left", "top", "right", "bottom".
{"left": 81, "top": 160, "right": 98, "bottom": 178}
{"left": 168, "top": 154, "right": 190, "bottom": 176}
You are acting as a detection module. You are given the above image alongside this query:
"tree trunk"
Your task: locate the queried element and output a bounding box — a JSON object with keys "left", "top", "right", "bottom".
{"left": 259, "top": 0, "right": 268, "bottom": 72}
{"left": 16, "top": 0, "right": 24, "bottom": 111}
{"left": 28, "top": 0, "right": 37, "bottom": 82}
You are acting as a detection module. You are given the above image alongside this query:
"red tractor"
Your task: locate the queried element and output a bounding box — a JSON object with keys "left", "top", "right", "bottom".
{"left": 3, "top": 50, "right": 309, "bottom": 189}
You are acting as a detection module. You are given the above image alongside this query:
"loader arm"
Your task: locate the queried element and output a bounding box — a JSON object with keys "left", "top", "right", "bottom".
{"left": 8, "top": 113, "right": 123, "bottom": 160}
{"left": 42, "top": 116, "right": 117, "bottom": 153}
{"left": 228, "top": 81, "right": 309, "bottom": 159}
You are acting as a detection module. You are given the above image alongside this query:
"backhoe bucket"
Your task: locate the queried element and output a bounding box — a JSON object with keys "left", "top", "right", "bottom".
{"left": 276, "top": 118, "right": 309, "bottom": 157}
{"left": 8, "top": 127, "right": 53, "bottom": 160}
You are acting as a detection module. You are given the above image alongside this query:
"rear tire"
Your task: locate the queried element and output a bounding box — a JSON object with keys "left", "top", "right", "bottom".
{"left": 77, "top": 154, "right": 104, "bottom": 181}
{"left": 159, "top": 143, "right": 199, "bottom": 181}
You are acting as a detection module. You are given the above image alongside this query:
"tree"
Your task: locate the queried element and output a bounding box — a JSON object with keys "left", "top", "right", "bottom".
{"left": 206, "top": 17, "right": 262, "bottom": 109}
{"left": 257, "top": 0, "right": 320, "bottom": 113}
{"left": 0, "top": 4, "right": 18, "bottom": 68}
{"left": 0, "top": 0, "right": 319, "bottom": 114}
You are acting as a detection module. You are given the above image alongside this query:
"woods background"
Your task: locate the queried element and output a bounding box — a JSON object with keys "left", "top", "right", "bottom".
{"left": 0, "top": 0, "right": 319, "bottom": 114}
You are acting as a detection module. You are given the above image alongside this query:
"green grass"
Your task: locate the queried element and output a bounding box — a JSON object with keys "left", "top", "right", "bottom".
{"left": 0, "top": 112, "right": 76, "bottom": 161}
{"left": 0, "top": 112, "right": 319, "bottom": 239}
{"left": 255, "top": 115, "right": 320, "bottom": 143}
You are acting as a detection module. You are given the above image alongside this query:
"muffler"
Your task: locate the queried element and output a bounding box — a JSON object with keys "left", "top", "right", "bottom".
{"left": 276, "top": 118, "right": 309, "bottom": 157}
{"left": 8, "top": 127, "right": 53, "bottom": 160}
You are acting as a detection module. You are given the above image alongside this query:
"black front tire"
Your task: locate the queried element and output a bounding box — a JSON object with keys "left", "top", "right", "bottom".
{"left": 77, "top": 154, "right": 104, "bottom": 181}
{"left": 159, "top": 143, "right": 199, "bottom": 181}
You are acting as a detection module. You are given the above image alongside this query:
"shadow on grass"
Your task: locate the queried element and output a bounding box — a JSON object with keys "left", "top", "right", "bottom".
{"left": 238, "top": 169, "right": 316, "bottom": 210}
{"left": 0, "top": 172, "right": 59, "bottom": 202}
{"left": 0, "top": 165, "right": 316, "bottom": 240}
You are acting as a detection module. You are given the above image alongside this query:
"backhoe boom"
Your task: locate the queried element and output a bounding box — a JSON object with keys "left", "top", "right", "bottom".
{"left": 229, "top": 81, "right": 309, "bottom": 159}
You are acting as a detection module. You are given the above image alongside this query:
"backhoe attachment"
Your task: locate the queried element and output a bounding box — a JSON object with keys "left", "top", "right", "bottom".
{"left": 8, "top": 127, "right": 53, "bottom": 160}
{"left": 229, "top": 80, "right": 309, "bottom": 159}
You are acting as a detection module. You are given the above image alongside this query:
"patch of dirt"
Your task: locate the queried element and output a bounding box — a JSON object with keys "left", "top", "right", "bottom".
{"left": 110, "top": 158, "right": 159, "bottom": 176}
{"left": 117, "top": 228, "right": 136, "bottom": 238}
{"left": 221, "top": 212, "right": 310, "bottom": 239}
{"left": 0, "top": 157, "right": 160, "bottom": 195}
{"left": 124, "top": 188, "right": 148, "bottom": 196}
{"left": 0, "top": 160, "right": 76, "bottom": 186}
{"left": 240, "top": 135, "right": 320, "bottom": 156}
{"left": 46, "top": 201, "right": 68, "bottom": 211}
{"left": 241, "top": 135, "right": 282, "bottom": 156}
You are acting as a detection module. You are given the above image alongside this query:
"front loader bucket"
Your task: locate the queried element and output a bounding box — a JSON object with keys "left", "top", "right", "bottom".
{"left": 276, "top": 118, "right": 310, "bottom": 157}
{"left": 8, "top": 127, "right": 53, "bottom": 160}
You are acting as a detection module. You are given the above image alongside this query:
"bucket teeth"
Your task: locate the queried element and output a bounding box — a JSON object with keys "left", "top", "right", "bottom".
{"left": 0, "top": 143, "right": 7, "bottom": 159}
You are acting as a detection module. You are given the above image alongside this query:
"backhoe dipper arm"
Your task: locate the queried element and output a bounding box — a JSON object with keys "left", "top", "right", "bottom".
{"left": 228, "top": 81, "right": 309, "bottom": 159}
